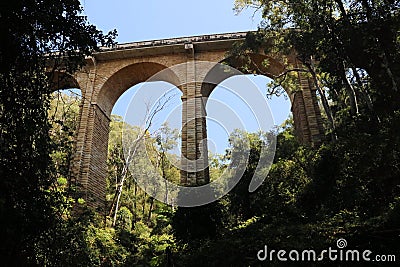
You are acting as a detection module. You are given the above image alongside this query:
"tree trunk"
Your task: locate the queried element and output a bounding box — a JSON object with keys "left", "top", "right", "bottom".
{"left": 108, "top": 179, "right": 119, "bottom": 217}
{"left": 341, "top": 61, "right": 359, "bottom": 116}
{"left": 160, "top": 152, "right": 168, "bottom": 204}
{"left": 361, "top": 0, "right": 398, "bottom": 93}
{"left": 334, "top": 0, "right": 348, "bottom": 19}
{"left": 112, "top": 183, "right": 123, "bottom": 226}
{"left": 133, "top": 183, "right": 137, "bottom": 222}
{"left": 379, "top": 51, "right": 398, "bottom": 92}
{"left": 351, "top": 67, "right": 375, "bottom": 113}
{"left": 142, "top": 191, "right": 146, "bottom": 216}
{"left": 112, "top": 151, "right": 131, "bottom": 226}
{"left": 148, "top": 197, "right": 154, "bottom": 223}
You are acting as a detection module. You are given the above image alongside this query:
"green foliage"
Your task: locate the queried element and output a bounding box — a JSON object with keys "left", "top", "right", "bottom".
{"left": 116, "top": 206, "right": 133, "bottom": 232}
{"left": 33, "top": 209, "right": 129, "bottom": 266}
{"left": 49, "top": 90, "right": 81, "bottom": 182}
{"left": 0, "top": 0, "right": 115, "bottom": 264}
{"left": 175, "top": 116, "right": 400, "bottom": 265}
{"left": 103, "top": 117, "right": 180, "bottom": 266}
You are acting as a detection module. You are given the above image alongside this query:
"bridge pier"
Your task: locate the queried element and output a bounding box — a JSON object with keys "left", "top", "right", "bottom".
{"left": 291, "top": 67, "right": 324, "bottom": 146}
{"left": 180, "top": 88, "right": 210, "bottom": 186}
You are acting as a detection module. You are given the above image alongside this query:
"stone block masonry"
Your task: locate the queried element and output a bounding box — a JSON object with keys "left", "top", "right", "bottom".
{"left": 58, "top": 32, "right": 324, "bottom": 211}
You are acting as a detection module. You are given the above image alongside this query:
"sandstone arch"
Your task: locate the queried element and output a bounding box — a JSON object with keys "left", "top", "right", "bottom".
{"left": 201, "top": 52, "right": 323, "bottom": 145}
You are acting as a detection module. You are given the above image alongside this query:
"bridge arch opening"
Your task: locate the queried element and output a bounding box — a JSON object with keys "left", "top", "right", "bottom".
{"left": 48, "top": 71, "right": 81, "bottom": 92}
{"left": 205, "top": 74, "right": 291, "bottom": 157}
{"left": 47, "top": 71, "right": 82, "bottom": 183}
{"left": 80, "top": 61, "right": 182, "bottom": 210}
{"left": 200, "top": 57, "right": 290, "bottom": 181}
{"left": 201, "top": 53, "right": 290, "bottom": 147}
{"left": 201, "top": 54, "right": 288, "bottom": 98}
{"left": 96, "top": 62, "right": 181, "bottom": 115}
{"left": 201, "top": 53, "right": 323, "bottom": 146}
{"left": 107, "top": 80, "right": 183, "bottom": 218}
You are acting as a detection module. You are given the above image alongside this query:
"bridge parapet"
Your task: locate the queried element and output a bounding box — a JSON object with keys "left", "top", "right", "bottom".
{"left": 100, "top": 32, "right": 250, "bottom": 51}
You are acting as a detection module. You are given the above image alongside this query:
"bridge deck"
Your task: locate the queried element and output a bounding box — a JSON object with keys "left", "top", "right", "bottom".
{"left": 101, "top": 31, "right": 249, "bottom": 51}
{"left": 94, "top": 32, "right": 250, "bottom": 60}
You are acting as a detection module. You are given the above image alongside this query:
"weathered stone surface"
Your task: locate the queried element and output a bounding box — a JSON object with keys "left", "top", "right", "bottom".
{"left": 59, "top": 32, "right": 324, "bottom": 210}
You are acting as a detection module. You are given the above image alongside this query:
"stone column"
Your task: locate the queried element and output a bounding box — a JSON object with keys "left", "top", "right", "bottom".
{"left": 70, "top": 63, "right": 110, "bottom": 212}
{"left": 70, "top": 66, "right": 96, "bottom": 201}
{"left": 291, "top": 70, "right": 324, "bottom": 146}
{"left": 180, "top": 51, "right": 210, "bottom": 186}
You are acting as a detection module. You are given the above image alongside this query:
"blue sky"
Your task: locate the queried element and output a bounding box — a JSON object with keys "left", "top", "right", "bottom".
{"left": 80, "top": 0, "right": 291, "bottom": 154}
{"left": 81, "top": 0, "right": 262, "bottom": 43}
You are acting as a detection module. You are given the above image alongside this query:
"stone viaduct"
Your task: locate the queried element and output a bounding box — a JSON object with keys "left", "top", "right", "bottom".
{"left": 52, "top": 32, "right": 324, "bottom": 210}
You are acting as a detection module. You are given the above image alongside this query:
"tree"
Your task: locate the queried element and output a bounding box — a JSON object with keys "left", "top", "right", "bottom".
{"left": 105, "top": 118, "right": 180, "bottom": 265}
{"left": 49, "top": 90, "right": 81, "bottom": 182}
{"left": 0, "top": 0, "right": 115, "bottom": 264}
{"left": 107, "top": 93, "right": 177, "bottom": 227}
{"left": 233, "top": 0, "right": 400, "bottom": 134}
{"left": 152, "top": 123, "right": 180, "bottom": 205}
